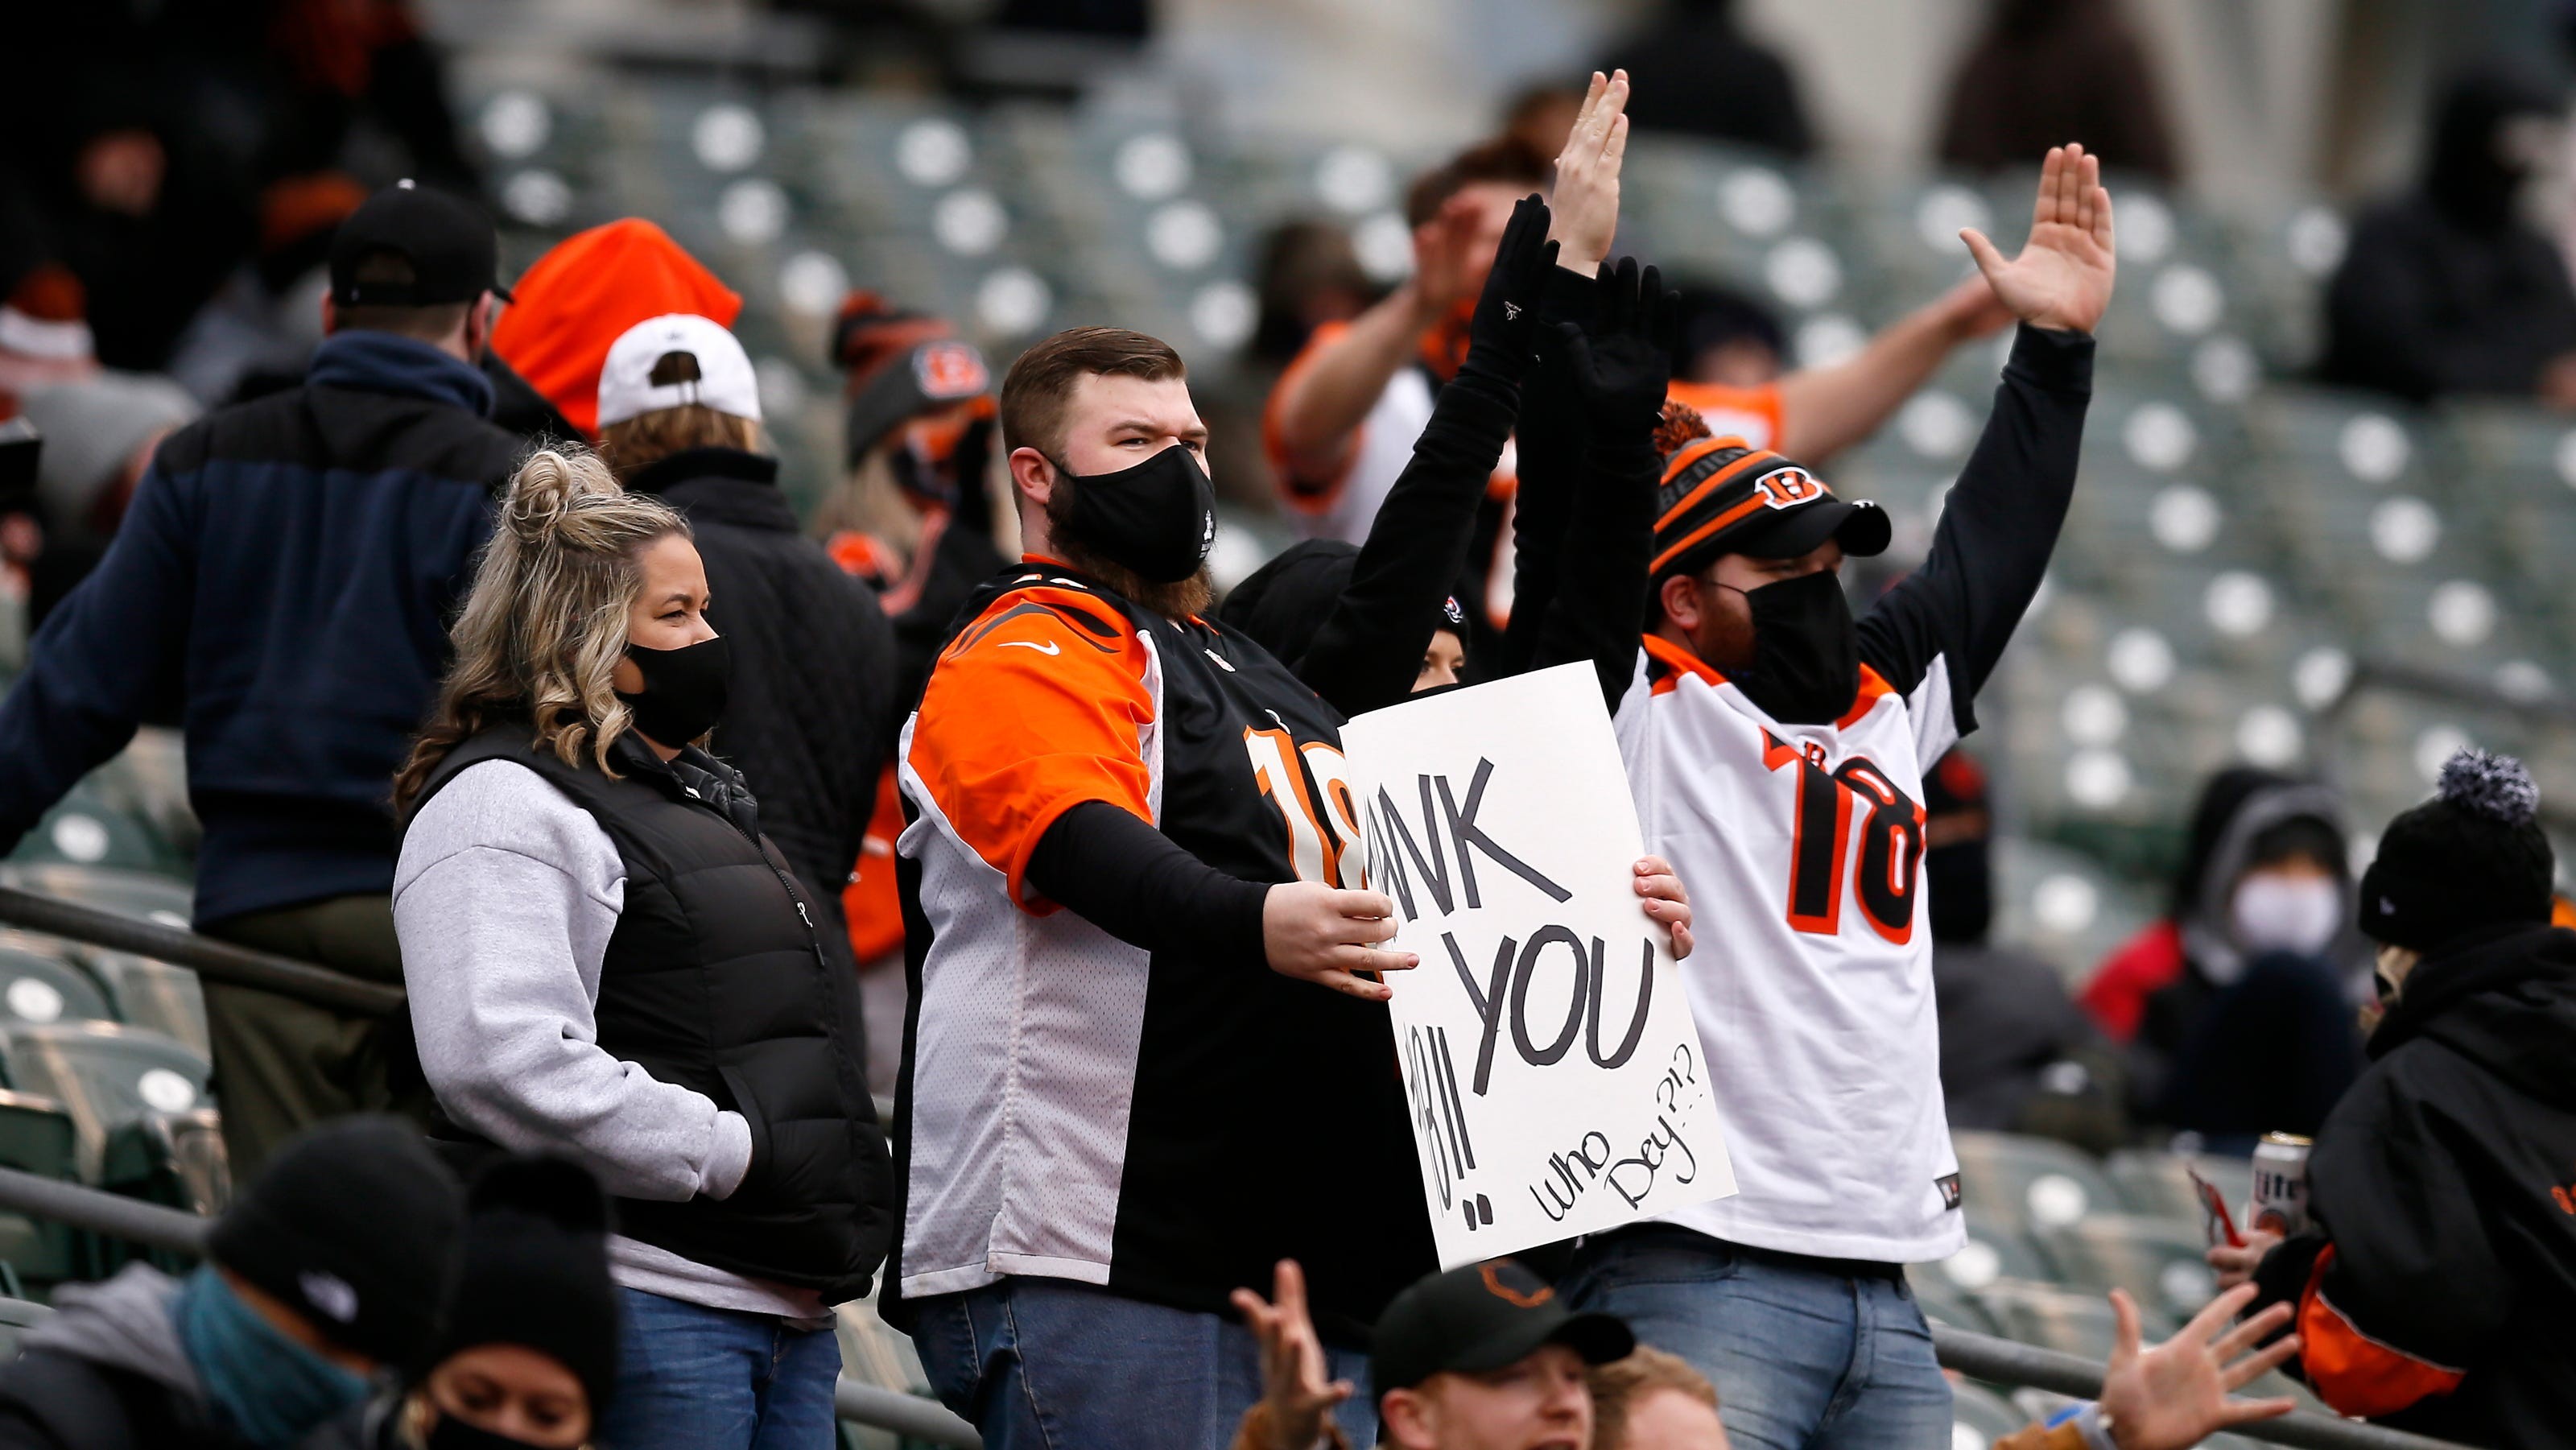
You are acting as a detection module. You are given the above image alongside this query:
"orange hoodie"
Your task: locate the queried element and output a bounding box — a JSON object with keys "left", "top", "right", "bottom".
{"left": 490, "top": 218, "right": 742, "bottom": 438}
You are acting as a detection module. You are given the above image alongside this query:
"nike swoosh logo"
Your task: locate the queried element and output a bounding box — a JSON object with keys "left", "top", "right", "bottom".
{"left": 999, "top": 639, "right": 1060, "bottom": 655}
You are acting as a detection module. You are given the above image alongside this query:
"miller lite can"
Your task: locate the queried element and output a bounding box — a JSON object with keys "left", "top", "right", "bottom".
{"left": 2250, "top": 1132, "right": 2312, "bottom": 1237}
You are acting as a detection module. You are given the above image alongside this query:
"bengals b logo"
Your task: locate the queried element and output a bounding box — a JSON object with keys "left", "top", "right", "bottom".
{"left": 913, "top": 341, "right": 991, "bottom": 400}
{"left": 1754, "top": 467, "right": 1824, "bottom": 510}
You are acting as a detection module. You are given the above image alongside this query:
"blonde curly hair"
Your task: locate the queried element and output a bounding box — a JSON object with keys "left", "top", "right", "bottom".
{"left": 394, "top": 448, "right": 690, "bottom": 809}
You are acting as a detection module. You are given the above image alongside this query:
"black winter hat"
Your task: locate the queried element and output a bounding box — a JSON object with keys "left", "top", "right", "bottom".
{"left": 430, "top": 1155, "right": 621, "bottom": 1419}
{"left": 1220, "top": 539, "right": 1468, "bottom": 671}
{"left": 2359, "top": 749, "right": 2555, "bottom": 951}
{"left": 205, "top": 1116, "right": 464, "bottom": 1369}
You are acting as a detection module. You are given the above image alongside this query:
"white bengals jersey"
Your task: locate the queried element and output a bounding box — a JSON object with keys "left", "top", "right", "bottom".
{"left": 1615, "top": 634, "right": 1966, "bottom": 1263}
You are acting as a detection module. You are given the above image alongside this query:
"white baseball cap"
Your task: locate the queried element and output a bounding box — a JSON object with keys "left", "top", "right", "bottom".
{"left": 597, "top": 313, "right": 762, "bottom": 428}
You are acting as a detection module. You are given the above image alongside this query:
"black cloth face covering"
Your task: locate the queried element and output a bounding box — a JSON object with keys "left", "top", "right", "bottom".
{"left": 1048, "top": 444, "right": 1216, "bottom": 584}
{"left": 617, "top": 634, "right": 731, "bottom": 746}
{"left": 1728, "top": 569, "right": 1860, "bottom": 725}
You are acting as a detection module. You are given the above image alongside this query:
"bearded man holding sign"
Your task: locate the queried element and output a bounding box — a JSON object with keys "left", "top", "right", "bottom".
{"left": 890, "top": 194, "right": 1693, "bottom": 1448}
{"left": 1528, "top": 146, "right": 2119, "bottom": 1450}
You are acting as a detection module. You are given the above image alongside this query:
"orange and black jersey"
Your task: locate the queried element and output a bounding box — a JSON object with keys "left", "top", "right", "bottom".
{"left": 889, "top": 563, "right": 1430, "bottom": 1342}
{"left": 2249, "top": 923, "right": 2576, "bottom": 1448}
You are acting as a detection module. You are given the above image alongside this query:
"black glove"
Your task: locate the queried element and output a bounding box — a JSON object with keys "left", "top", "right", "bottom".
{"left": 1554, "top": 257, "right": 1676, "bottom": 442}
{"left": 1460, "top": 194, "right": 1558, "bottom": 384}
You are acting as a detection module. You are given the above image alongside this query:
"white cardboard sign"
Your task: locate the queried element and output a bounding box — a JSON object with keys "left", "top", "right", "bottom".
{"left": 1340, "top": 663, "right": 1732, "bottom": 1267}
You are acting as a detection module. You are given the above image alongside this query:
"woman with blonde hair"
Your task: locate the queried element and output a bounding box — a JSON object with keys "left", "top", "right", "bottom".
{"left": 390, "top": 448, "right": 891, "bottom": 1450}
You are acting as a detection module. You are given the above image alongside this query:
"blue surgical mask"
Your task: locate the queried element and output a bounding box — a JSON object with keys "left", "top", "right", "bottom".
{"left": 171, "top": 1265, "right": 373, "bottom": 1448}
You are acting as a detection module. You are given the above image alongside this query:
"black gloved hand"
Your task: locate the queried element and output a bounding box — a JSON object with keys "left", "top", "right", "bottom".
{"left": 1555, "top": 257, "right": 1676, "bottom": 442}
{"left": 1460, "top": 194, "right": 1559, "bottom": 384}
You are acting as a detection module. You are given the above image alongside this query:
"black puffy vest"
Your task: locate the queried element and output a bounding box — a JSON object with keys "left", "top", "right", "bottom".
{"left": 414, "top": 725, "right": 893, "bottom": 1299}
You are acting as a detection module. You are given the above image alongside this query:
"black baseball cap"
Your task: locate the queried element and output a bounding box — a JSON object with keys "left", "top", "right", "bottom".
{"left": 1370, "top": 1258, "right": 1635, "bottom": 1395}
{"left": 328, "top": 180, "right": 510, "bottom": 308}
{"left": 1651, "top": 436, "right": 1889, "bottom": 580}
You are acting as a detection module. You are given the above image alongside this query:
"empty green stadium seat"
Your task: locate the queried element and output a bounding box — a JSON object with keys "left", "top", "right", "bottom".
{"left": 0, "top": 1295, "right": 51, "bottom": 1356}
{"left": 1973, "top": 1279, "right": 2171, "bottom": 1361}
{"left": 0, "top": 1023, "right": 211, "bottom": 1183}
{"left": 101, "top": 1108, "right": 228, "bottom": 1218}
{"left": 1948, "top": 1380, "right": 2038, "bottom": 1450}
{"left": 2034, "top": 1213, "right": 2221, "bottom": 1323}
{"left": 1951, "top": 1131, "right": 2128, "bottom": 1237}
{"left": 0, "top": 945, "right": 113, "bottom": 1029}
{"left": 2106, "top": 1146, "right": 2252, "bottom": 1225}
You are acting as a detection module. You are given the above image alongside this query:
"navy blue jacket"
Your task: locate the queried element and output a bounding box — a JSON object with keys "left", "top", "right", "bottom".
{"left": 0, "top": 332, "right": 522, "bottom": 926}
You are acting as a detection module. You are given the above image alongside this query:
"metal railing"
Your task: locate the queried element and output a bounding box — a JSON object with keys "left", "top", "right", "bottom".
{"left": 0, "top": 886, "right": 402, "bottom": 1015}
{"left": 0, "top": 888, "right": 2476, "bottom": 1450}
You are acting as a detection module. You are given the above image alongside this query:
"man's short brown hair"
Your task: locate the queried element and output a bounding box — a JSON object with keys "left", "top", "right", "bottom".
{"left": 998, "top": 326, "right": 1187, "bottom": 461}
{"left": 1406, "top": 135, "right": 1552, "bottom": 227}
{"left": 1589, "top": 1347, "right": 1719, "bottom": 1450}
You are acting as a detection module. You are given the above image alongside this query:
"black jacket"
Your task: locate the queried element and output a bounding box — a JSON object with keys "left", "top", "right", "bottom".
{"left": 630, "top": 448, "right": 897, "bottom": 956}
{"left": 416, "top": 726, "right": 894, "bottom": 1299}
{"left": 2250, "top": 923, "right": 2576, "bottom": 1448}
{"left": 0, "top": 330, "right": 519, "bottom": 927}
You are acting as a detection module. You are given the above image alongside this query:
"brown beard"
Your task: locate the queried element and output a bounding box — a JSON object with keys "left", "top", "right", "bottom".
{"left": 1043, "top": 476, "right": 1216, "bottom": 619}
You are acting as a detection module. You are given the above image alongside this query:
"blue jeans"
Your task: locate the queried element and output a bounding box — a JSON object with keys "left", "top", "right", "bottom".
{"left": 597, "top": 1289, "right": 844, "bottom": 1450}
{"left": 1564, "top": 1227, "right": 1951, "bottom": 1450}
{"left": 911, "top": 1277, "right": 1376, "bottom": 1450}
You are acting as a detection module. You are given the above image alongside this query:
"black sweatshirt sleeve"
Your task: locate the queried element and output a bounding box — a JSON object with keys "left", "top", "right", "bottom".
{"left": 1527, "top": 440, "right": 1655, "bottom": 709}
{"left": 1496, "top": 266, "right": 1607, "bottom": 679}
{"left": 1025, "top": 801, "right": 1272, "bottom": 966}
{"left": 1856, "top": 324, "right": 2092, "bottom": 736}
{"left": 1294, "top": 366, "right": 1521, "bottom": 717}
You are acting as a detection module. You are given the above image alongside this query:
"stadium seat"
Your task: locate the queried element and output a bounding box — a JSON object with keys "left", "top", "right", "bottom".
{"left": 1921, "top": 1208, "right": 2059, "bottom": 1295}
{"left": 101, "top": 1108, "right": 228, "bottom": 1218}
{"left": 1971, "top": 1279, "right": 2171, "bottom": 1361}
{"left": 0, "top": 1092, "right": 84, "bottom": 1287}
{"left": 1950, "top": 1131, "right": 2128, "bottom": 1239}
{"left": 1, "top": 792, "right": 174, "bottom": 874}
{"left": 0, "top": 1295, "right": 50, "bottom": 1356}
{"left": 0, "top": 944, "right": 114, "bottom": 1029}
{"left": 1948, "top": 1380, "right": 2038, "bottom": 1450}
{"left": 1905, "top": 1263, "right": 2003, "bottom": 1336}
{"left": 0, "top": 1022, "right": 212, "bottom": 1183}
{"left": 2033, "top": 1213, "right": 2221, "bottom": 1324}
{"left": 2106, "top": 1146, "right": 2252, "bottom": 1226}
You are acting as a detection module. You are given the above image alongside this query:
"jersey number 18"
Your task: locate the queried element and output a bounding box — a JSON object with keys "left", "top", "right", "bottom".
{"left": 1761, "top": 731, "right": 1925, "bottom": 944}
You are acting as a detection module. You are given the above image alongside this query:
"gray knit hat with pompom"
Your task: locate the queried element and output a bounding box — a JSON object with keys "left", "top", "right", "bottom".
{"left": 2357, "top": 749, "right": 2555, "bottom": 950}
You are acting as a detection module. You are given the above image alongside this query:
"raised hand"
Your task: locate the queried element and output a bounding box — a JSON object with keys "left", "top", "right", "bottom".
{"left": 1231, "top": 1260, "right": 1353, "bottom": 1450}
{"left": 1959, "top": 143, "right": 2116, "bottom": 335}
{"left": 1460, "top": 194, "right": 1558, "bottom": 381}
{"left": 1550, "top": 69, "right": 1631, "bottom": 279}
{"left": 2099, "top": 1285, "right": 2301, "bottom": 1450}
{"left": 1555, "top": 257, "right": 1675, "bottom": 439}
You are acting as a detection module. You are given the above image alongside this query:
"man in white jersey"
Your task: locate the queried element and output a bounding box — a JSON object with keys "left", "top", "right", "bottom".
{"left": 1558, "top": 144, "right": 2118, "bottom": 1450}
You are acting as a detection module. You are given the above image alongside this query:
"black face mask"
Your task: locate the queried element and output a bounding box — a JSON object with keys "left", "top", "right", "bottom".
{"left": 617, "top": 634, "right": 730, "bottom": 747}
{"left": 1728, "top": 569, "right": 1860, "bottom": 725}
{"left": 425, "top": 1412, "right": 561, "bottom": 1450}
{"left": 1050, "top": 444, "right": 1216, "bottom": 584}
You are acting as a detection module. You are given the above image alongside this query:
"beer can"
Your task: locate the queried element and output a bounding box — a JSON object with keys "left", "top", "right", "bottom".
{"left": 2250, "top": 1132, "right": 2312, "bottom": 1237}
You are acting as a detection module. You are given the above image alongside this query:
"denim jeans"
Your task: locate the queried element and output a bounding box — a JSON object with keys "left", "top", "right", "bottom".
{"left": 911, "top": 1277, "right": 1377, "bottom": 1450}
{"left": 597, "top": 1289, "right": 844, "bottom": 1450}
{"left": 1563, "top": 1227, "right": 1951, "bottom": 1450}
